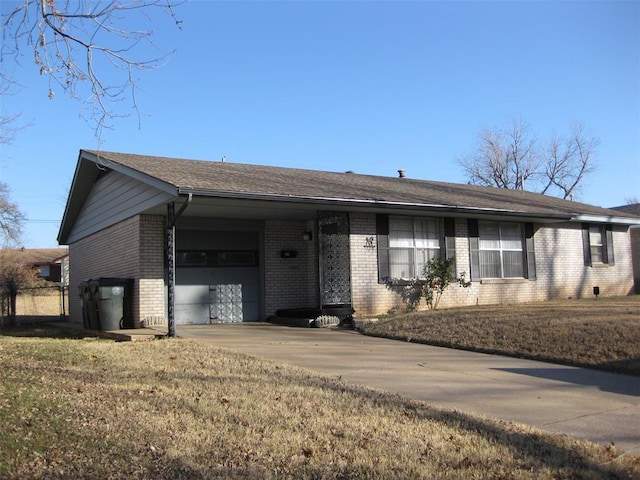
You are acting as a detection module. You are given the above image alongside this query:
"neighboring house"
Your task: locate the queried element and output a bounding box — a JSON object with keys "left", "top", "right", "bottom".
{"left": 612, "top": 203, "right": 640, "bottom": 294}
{"left": 15, "top": 248, "right": 69, "bottom": 284}
{"left": 1, "top": 248, "right": 69, "bottom": 320}
{"left": 57, "top": 150, "right": 640, "bottom": 328}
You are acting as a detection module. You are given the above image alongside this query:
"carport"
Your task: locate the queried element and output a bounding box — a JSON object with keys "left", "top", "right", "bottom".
{"left": 164, "top": 193, "right": 355, "bottom": 333}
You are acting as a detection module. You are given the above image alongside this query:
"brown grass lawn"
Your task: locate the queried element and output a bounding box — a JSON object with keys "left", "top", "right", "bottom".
{"left": 1, "top": 326, "right": 638, "bottom": 479}
{"left": 361, "top": 296, "right": 640, "bottom": 376}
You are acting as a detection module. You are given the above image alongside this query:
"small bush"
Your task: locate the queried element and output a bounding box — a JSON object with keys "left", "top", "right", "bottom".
{"left": 421, "top": 257, "right": 471, "bottom": 310}
{"left": 388, "top": 258, "right": 471, "bottom": 311}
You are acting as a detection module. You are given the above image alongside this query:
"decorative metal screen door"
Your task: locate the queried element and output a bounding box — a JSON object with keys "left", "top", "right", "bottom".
{"left": 318, "top": 212, "right": 352, "bottom": 307}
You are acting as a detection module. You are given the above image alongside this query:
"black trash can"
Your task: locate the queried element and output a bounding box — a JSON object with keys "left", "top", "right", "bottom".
{"left": 88, "top": 278, "right": 133, "bottom": 330}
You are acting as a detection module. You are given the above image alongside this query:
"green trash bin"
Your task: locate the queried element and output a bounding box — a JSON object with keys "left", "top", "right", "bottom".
{"left": 89, "top": 278, "right": 132, "bottom": 330}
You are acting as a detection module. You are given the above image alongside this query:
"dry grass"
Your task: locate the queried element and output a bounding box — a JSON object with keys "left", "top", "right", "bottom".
{"left": 361, "top": 296, "right": 640, "bottom": 376}
{"left": 1, "top": 326, "right": 639, "bottom": 479}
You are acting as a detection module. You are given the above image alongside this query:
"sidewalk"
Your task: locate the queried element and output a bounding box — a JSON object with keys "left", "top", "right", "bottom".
{"left": 178, "top": 323, "right": 640, "bottom": 455}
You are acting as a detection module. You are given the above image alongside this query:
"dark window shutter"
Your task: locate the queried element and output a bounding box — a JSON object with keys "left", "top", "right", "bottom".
{"left": 605, "top": 224, "right": 615, "bottom": 265}
{"left": 582, "top": 223, "right": 592, "bottom": 266}
{"left": 443, "top": 217, "right": 456, "bottom": 271}
{"left": 524, "top": 222, "right": 536, "bottom": 280}
{"left": 376, "top": 214, "right": 390, "bottom": 283}
{"left": 468, "top": 219, "right": 480, "bottom": 281}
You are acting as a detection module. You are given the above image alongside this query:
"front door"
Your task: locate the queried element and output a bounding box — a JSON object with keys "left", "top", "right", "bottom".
{"left": 318, "top": 212, "right": 352, "bottom": 308}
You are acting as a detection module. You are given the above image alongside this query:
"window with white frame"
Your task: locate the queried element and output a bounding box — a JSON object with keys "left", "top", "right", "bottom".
{"left": 588, "top": 225, "right": 604, "bottom": 263}
{"left": 478, "top": 222, "right": 524, "bottom": 278}
{"left": 582, "top": 223, "right": 614, "bottom": 266}
{"left": 388, "top": 216, "right": 440, "bottom": 279}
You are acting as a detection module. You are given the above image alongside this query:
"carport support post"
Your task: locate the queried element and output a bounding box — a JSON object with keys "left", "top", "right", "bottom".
{"left": 166, "top": 202, "right": 177, "bottom": 337}
{"left": 166, "top": 194, "right": 192, "bottom": 338}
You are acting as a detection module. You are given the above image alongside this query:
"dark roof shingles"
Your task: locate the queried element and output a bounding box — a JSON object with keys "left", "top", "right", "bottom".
{"left": 8, "top": 248, "right": 69, "bottom": 264}
{"left": 87, "top": 150, "right": 636, "bottom": 219}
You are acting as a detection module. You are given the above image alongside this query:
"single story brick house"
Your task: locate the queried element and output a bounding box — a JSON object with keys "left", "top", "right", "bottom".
{"left": 13, "top": 248, "right": 69, "bottom": 283}
{"left": 57, "top": 150, "right": 639, "bottom": 329}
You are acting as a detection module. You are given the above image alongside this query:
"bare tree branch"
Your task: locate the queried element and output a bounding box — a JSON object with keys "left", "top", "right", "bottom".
{"left": 0, "top": 109, "right": 23, "bottom": 146}
{"left": 0, "top": 248, "right": 47, "bottom": 325}
{"left": 540, "top": 123, "right": 599, "bottom": 199}
{"left": 1, "top": 0, "right": 184, "bottom": 141}
{"left": 0, "top": 72, "right": 32, "bottom": 145}
{"left": 0, "top": 182, "right": 25, "bottom": 247}
{"left": 459, "top": 117, "right": 538, "bottom": 191}
{"left": 459, "top": 119, "right": 598, "bottom": 199}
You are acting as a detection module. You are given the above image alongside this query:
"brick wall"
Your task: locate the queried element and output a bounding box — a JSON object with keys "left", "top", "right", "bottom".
{"left": 348, "top": 215, "right": 636, "bottom": 317}
{"left": 531, "top": 222, "right": 633, "bottom": 299}
{"left": 68, "top": 212, "right": 635, "bottom": 324}
{"left": 631, "top": 228, "right": 640, "bottom": 294}
{"left": 264, "top": 219, "right": 318, "bottom": 316}
{"left": 349, "top": 213, "right": 396, "bottom": 315}
{"left": 138, "top": 215, "right": 167, "bottom": 324}
{"left": 68, "top": 214, "right": 165, "bottom": 326}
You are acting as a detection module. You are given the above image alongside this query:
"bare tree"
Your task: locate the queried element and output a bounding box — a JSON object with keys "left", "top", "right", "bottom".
{"left": 0, "top": 248, "right": 45, "bottom": 326}
{"left": 458, "top": 117, "right": 538, "bottom": 191}
{"left": 539, "top": 123, "right": 599, "bottom": 200}
{"left": 458, "top": 119, "right": 598, "bottom": 200}
{"left": 0, "top": 182, "right": 25, "bottom": 247}
{"left": 1, "top": 0, "right": 184, "bottom": 140}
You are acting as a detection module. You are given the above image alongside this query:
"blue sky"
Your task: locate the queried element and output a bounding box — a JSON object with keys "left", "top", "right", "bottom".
{"left": 1, "top": 0, "right": 639, "bottom": 248}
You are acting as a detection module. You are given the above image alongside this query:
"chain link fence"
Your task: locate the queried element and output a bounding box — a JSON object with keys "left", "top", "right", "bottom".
{"left": 0, "top": 285, "right": 69, "bottom": 327}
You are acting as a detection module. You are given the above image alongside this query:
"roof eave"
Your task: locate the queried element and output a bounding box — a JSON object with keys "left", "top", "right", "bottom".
{"left": 571, "top": 214, "right": 640, "bottom": 225}
{"left": 58, "top": 151, "right": 96, "bottom": 245}
{"left": 177, "top": 187, "right": 574, "bottom": 222}
{"left": 85, "top": 150, "right": 179, "bottom": 195}
{"left": 58, "top": 150, "right": 179, "bottom": 245}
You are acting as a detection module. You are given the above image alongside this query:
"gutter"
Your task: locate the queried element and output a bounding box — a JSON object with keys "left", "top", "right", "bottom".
{"left": 571, "top": 214, "right": 640, "bottom": 226}
{"left": 169, "top": 193, "right": 193, "bottom": 226}
{"left": 177, "top": 187, "right": 574, "bottom": 222}
{"left": 178, "top": 187, "right": 640, "bottom": 226}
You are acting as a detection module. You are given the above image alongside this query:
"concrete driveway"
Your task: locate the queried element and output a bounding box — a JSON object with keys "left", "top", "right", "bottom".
{"left": 177, "top": 323, "right": 640, "bottom": 454}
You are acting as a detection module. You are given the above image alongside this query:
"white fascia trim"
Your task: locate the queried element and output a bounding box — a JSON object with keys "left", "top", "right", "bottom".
{"left": 572, "top": 214, "right": 640, "bottom": 225}
{"left": 83, "top": 150, "right": 179, "bottom": 196}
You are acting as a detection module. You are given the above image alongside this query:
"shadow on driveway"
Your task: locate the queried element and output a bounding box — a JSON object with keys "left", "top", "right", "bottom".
{"left": 491, "top": 367, "right": 640, "bottom": 396}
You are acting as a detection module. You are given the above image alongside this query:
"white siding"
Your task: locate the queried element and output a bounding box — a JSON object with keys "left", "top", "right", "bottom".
{"left": 67, "top": 170, "right": 174, "bottom": 243}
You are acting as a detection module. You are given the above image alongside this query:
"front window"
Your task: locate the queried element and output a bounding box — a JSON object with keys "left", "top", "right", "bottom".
{"left": 588, "top": 225, "right": 604, "bottom": 263}
{"left": 388, "top": 216, "right": 440, "bottom": 279}
{"left": 583, "top": 223, "right": 614, "bottom": 266}
{"left": 479, "top": 222, "right": 524, "bottom": 278}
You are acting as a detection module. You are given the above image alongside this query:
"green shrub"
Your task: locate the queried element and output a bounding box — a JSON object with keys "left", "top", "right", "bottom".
{"left": 421, "top": 257, "right": 471, "bottom": 310}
